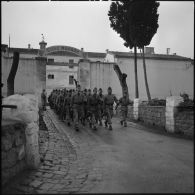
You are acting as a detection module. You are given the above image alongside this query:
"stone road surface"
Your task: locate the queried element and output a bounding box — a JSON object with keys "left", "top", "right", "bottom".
{"left": 2, "top": 107, "right": 194, "bottom": 193}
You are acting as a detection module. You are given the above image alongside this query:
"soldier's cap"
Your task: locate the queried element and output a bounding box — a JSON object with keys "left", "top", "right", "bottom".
{"left": 108, "top": 86, "right": 112, "bottom": 90}
{"left": 77, "top": 85, "right": 81, "bottom": 88}
{"left": 84, "top": 89, "right": 87, "bottom": 92}
{"left": 99, "top": 88, "right": 102, "bottom": 91}
{"left": 93, "top": 87, "right": 97, "bottom": 91}
{"left": 88, "top": 89, "right": 91, "bottom": 91}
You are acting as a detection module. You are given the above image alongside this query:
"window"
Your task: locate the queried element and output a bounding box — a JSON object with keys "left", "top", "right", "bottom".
{"left": 69, "top": 59, "right": 74, "bottom": 63}
{"left": 48, "top": 58, "right": 54, "bottom": 63}
{"left": 69, "top": 75, "right": 74, "bottom": 85}
{"left": 69, "top": 65, "right": 74, "bottom": 69}
{"left": 48, "top": 74, "right": 54, "bottom": 79}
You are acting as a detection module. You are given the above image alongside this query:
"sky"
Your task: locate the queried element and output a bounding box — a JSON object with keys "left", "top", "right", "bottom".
{"left": 1, "top": 1, "right": 194, "bottom": 59}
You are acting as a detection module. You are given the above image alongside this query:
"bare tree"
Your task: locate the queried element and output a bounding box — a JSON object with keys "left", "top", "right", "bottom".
{"left": 7, "top": 51, "right": 19, "bottom": 96}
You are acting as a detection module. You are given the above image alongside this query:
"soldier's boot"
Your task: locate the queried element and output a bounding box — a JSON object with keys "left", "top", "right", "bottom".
{"left": 124, "top": 121, "right": 127, "bottom": 127}
{"left": 109, "top": 125, "right": 112, "bottom": 130}
{"left": 75, "top": 125, "right": 79, "bottom": 131}
{"left": 67, "top": 121, "right": 71, "bottom": 126}
{"left": 120, "top": 120, "right": 123, "bottom": 126}
{"left": 104, "top": 121, "right": 108, "bottom": 128}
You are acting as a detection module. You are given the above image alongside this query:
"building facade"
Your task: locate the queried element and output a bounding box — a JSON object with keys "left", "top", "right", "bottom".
{"left": 2, "top": 42, "right": 193, "bottom": 100}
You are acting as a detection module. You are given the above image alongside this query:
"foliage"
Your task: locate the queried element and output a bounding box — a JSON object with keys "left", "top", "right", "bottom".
{"left": 108, "top": 0, "right": 160, "bottom": 49}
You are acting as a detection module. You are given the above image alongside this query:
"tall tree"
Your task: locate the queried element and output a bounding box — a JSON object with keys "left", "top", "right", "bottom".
{"left": 108, "top": 1, "right": 139, "bottom": 98}
{"left": 108, "top": 0, "right": 159, "bottom": 99}
{"left": 128, "top": 1, "right": 160, "bottom": 100}
{"left": 7, "top": 51, "right": 20, "bottom": 96}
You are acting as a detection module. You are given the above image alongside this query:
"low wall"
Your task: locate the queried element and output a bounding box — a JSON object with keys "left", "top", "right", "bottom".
{"left": 2, "top": 94, "right": 40, "bottom": 185}
{"left": 1, "top": 121, "right": 27, "bottom": 186}
{"left": 175, "top": 110, "right": 194, "bottom": 137}
{"left": 138, "top": 105, "right": 166, "bottom": 128}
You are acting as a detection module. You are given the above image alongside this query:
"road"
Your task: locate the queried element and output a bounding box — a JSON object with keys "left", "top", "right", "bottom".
{"left": 2, "top": 107, "right": 194, "bottom": 193}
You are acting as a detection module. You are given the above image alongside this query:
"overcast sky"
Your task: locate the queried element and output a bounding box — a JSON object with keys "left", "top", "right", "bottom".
{"left": 1, "top": 1, "right": 194, "bottom": 58}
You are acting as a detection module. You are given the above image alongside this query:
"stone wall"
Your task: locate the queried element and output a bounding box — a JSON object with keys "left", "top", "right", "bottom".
{"left": 175, "top": 110, "right": 194, "bottom": 137}
{"left": 138, "top": 105, "right": 166, "bottom": 128}
{"left": 1, "top": 121, "right": 27, "bottom": 186}
{"left": 2, "top": 94, "right": 40, "bottom": 171}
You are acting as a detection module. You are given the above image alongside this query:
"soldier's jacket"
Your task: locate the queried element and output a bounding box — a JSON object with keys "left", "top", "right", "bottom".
{"left": 98, "top": 94, "right": 104, "bottom": 108}
{"left": 88, "top": 94, "right": 99, "bottom": 111}
{"left": 118, "top": 97, "right": 131, "bottom": 111}
{"left": 104, "top": 94, "right": 118, "bottom": 109}
{"left": 71, "top": 92, "right": 84, "bottom": 107}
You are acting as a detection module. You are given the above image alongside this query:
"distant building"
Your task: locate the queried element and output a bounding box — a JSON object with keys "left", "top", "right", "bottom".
{"left": 2, "top": 43, "right": 193, "bottom": 99}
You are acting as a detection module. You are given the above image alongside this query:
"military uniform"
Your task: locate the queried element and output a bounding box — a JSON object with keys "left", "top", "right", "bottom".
{"left": 88, "top": 93, "right": 99, "bottom": 130}
{"left": 104, "top": 94, "right": 118, "bottom": 130}
{"left": 71, "top": 91, "right": 84, "bottom": 130}
{"left": 97, "top": 93, "right": 104, "bottom": 126}
{"left": 117, "top": 96, "right": 131, "bottom": 127}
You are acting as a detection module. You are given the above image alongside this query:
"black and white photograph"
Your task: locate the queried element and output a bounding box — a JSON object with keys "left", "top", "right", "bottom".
{"left": 1, "top": 0, "right": 194, "bottom": 194}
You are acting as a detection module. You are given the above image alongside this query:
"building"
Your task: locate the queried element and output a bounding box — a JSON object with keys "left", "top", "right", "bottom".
{"left": 2, "top": 41, "right": 193, "bottom": 100}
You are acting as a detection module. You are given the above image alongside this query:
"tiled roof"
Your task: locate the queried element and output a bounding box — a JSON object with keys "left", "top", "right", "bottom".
{"left": 109, "top": 51, "right": 192, "bottom": 61}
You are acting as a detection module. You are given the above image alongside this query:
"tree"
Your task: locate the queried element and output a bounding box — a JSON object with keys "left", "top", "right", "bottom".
{"left": 108, "top": 0, "right": 139, "bottom": 98}
{"left": 108, "top": 0, "right": 160, "bottom": 100}
{"left": 128, "top": 1, "right": 160, "bottom": 101}
{"left": 7, "top": 51, "right": 20, "bottom": 96}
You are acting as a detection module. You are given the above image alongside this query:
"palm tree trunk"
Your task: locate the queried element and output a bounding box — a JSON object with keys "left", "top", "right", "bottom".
{"left": 142, "top": 47, "right": 151, "bottom": 101}
{"left": 7, "top": 51, "right": 19, "bottom": 96}
{"left": 134, "top": 46, "right": 139, "bottom": 98}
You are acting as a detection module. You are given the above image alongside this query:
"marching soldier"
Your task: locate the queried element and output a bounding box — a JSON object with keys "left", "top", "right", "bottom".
{"left": 82, "top": 89, "right": 88, "bottom": 126}
{"left": 97, "top": 88, "right": 104, "bottom": 126}
{"left": 103, "top": 86, "right": 118, "bottom": 130}
{"left": 115, "top": 90, "right": 132, "bottom": 127}
{"left": 87, "top": 89, "right": 92, "bottom": 127}
{"left": 88, "top": 87, "right": 99, "bottom": 130}
{"left": 71, "top": 85, "right": 84, "bottom": 131}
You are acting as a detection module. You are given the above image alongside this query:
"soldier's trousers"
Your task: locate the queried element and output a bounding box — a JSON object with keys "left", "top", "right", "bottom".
{"left": 91, "top": 107, "right": 98, "bottom": 127}
{"left": 98, "top": 106, "right": 104, "bottom": 123}
{"left": 105, "top": 106, "right": 114, "bottom": 125}
{"left": 66, "top": 107, "right": 71, "bottom": 123}
{"left": 73, "top": 105, "right": 84, "bottom": 128}
{"left": 120, "top": 107, "right": 128, "bottom": 123}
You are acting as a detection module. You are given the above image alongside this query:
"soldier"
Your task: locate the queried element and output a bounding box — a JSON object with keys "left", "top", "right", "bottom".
{"left": 82, "top": 89, "right": 88, "bottom": 126}
{"left": 71, "top": 85, "right": 84, "bottom": 131}
{"left": 103, "top": 87, "right": 118, "bottom": 130}
{"left": 87, "top": 89, "right": 92, "bottom": 127}
{"left": 41, "top": 89, "right": 47, "bottom": 111}
{"left": 115, "top": 90, "right": 132, "bottom": 127}
{"left": 97, "top": 88, "right": 104, "bottom": 126}
{"left": 88, "top": 87, "right": 99, "bottom": 130}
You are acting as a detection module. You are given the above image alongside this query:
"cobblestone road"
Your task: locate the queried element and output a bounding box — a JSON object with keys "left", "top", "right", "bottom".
{"left": 2, "top": 107, "right": 194, "bottom": 193}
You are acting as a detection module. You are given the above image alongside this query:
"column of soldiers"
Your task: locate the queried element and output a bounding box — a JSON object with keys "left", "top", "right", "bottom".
{"left": 48, "top": 85, "right": 131, "bottom": 131}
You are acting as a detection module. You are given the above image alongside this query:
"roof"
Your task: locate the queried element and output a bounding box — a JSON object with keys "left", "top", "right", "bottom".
{"left": 47, "top": 62, "right": 78, "bottom": 66}
{"left": 109, "top": 51, "right": 192, "bottom": 61}
{"left": 9, "top": 47, "right": 39, "bottom": 54}
{"left": 84, "top": 52, "right": 106, "bottom": 58}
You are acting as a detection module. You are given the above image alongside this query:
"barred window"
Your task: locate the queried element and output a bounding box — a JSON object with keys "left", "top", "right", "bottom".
{"left": 69, "top": 75, "right": 74, "bottom": 85}
{"left": 48, "top": 74, "right": 54, "bottom": 79}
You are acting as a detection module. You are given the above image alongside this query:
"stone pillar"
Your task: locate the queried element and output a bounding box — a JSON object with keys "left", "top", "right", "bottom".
{"left": 133, "top": 98, "right": 141, "bottom": 120}
{"left": 35, "top": 57, "right": 47, "bottom": 108}
{"left": 78, "top": 59, "right": 91, "bottom": 90}
{"left": 165, "top": 96, "right": 183, "bottom": 133}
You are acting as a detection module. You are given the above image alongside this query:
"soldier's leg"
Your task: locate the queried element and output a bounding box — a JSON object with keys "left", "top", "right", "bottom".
{"left": 108, "top": 108, "right": 113, "bottom": 130}
{"left": 120, "top": 108, "right": 125, "bottom": 126}
{"left": 124, "top": 109, "right": 128, "bottom": 127}
{"left": 66, "top": 107, "right": 71, "bottom": 126}
{"left": 73, "top": 108, "right": 79, "bottom": 131}
{"left": 91, "top": 110, "right": 97, "bottom": 130}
